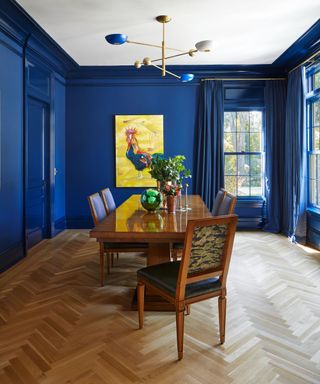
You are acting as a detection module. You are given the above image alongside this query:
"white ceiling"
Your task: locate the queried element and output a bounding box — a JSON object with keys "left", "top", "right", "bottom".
{"left": 16, "top": 0, "right": 320, "bottom": 66}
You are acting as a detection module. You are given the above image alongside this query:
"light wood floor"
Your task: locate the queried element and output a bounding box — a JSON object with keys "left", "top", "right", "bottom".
{"left": 0, "top": 230, "right": 320, "bottom": 384}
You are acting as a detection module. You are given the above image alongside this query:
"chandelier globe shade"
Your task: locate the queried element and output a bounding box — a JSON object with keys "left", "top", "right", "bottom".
{"left": 105, "top": 16, "right": 212, "bottom": 82}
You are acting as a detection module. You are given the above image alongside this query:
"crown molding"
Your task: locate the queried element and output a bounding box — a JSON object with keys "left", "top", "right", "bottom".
{"left": 273, "top": 19, "right": 320, "bottom": 71}
{"left": 0, "top": 0, "right": 78, "bottom": 76}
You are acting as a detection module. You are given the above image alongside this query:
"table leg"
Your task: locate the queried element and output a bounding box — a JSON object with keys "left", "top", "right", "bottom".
{"left": 147, "top": 243, "right": 171, "bottom": 265}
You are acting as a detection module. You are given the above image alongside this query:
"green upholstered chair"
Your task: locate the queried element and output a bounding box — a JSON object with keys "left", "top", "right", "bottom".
{"left": 88, "top": 192, "right": 147, "bottom": 286}
{"left": 171, "top": 189, "right": 236, "bottom": 261}
{"left": 137, "top": 214, "right": 238, "bottom": 360}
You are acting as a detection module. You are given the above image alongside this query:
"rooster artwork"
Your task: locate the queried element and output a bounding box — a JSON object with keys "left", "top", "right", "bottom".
{"left": 115, "top": 115, "right": 164, "bottom": 187}
{"left": 125, "top": 127, "right": 153, "bottom": 172}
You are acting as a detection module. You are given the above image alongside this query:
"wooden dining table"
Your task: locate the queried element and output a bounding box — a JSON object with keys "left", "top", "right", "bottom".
{"left": 89, "top": 194, "right": 212, "bottom": 309}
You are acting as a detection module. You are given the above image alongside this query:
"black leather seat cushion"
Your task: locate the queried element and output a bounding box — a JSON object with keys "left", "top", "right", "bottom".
{"left": 104, "top": 242, "right": 148, "bottom": 249}
{"left": 137, "top": 261, "right": 221, "bottom": 299}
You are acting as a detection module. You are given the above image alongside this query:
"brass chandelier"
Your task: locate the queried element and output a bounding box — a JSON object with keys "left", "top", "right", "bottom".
{"left": 105, "top": 15, "right": 213, "bottom": 82}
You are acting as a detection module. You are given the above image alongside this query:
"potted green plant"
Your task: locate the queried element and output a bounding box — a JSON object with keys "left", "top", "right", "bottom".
{"left": 149, "top": 154, "right": 191, "bottom": 188}
{"left": 149, "top": 154, "right": 191, "bottom": 211}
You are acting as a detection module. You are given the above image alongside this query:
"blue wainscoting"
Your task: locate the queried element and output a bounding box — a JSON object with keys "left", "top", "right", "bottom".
{"left": 235, "top": 198, "right": 266, "bottom": 230}
{"left": 307, "top": 208, "right": 320, "bottom": 250}
{"left": 0, "top": 30, "right": 24, "bottom": 271}
{"left": 0, "top": 0, "right": 71, "bottom": 271}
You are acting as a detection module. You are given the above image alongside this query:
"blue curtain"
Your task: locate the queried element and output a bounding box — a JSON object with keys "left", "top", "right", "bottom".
{"left": 264, "top": 80, "right": 287, "bottom": 232}
{"left": 282, "top": 67, "right": 307, "bottom": 242}
{"left": 194, "top": 80, "right": 224, "bottom": 211}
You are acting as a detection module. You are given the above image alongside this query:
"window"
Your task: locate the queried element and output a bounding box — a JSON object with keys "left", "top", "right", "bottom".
{"left": 307, "top": 65, "right": 320, "bottom": 207}
{"left": 224, "top": 111, "right": 264, "bottom": 197}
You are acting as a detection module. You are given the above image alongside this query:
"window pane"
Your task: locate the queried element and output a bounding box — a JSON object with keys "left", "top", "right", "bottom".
{"left": 250, "top": 154, "right": 262, "bottom": 175}
{"left": 312, "top": 127, "right": 320, "bottom": 150}
{"left": 315, "top": 72, "right": 320, "bottom": 90}
{"left": 250, "top": 176, "right": 262, "bottom": 196}
{"left": 238, "top": 155, "right": 250, "bottom": 175}
{"left": 238, "top": 176, "right": 250, "bottom": 196}
{"left": 224, "top": 132, "right": 237, "bottom": 152}
{"left": 237, "top": 132, "right": 250, "bottom": 152}
{"left": 309, "top": 154, "right": 316, "bottom": 179}
{"left": 223, "top": 111, "right": 263, "bottom": 197}
{"left": 310, "top": 179, "right": 316, "bottom": 205}
{"left": 250, "top": 111, "right": 262, "bottom": 132}
{"left": 250, "top": 133, "right": 261, "bottom": 151}
{"left": 224, "top": 155, "right": 237, "bottom": 175}
{"left": 238, "top": 112, "right": 250, "bottom": 132}
{"left": 225, "top": 176, "right": 237, "bottom": 195}
{"left": 224, "top": 112, "right": 237, "bottom": 132}
{"left": 313, "top": 100, "right": 320, "bottom": 127}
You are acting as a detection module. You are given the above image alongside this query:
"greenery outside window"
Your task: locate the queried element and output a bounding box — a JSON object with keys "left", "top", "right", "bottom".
{"left": 307, "top": 64, "right": 320, "bottom": 208}
{"left": 224, "top": 111, "right": 264, "bottom": 197}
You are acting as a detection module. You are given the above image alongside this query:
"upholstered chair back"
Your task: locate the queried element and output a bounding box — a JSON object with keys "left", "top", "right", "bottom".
{"left": 88, "top": 193, "right": 107, "bottom": 225}
{"left": 216, "top": 191, "right": 236, "bottom": 215}
{"left": 100, "top": 188, "right": 116, "bottom": 215}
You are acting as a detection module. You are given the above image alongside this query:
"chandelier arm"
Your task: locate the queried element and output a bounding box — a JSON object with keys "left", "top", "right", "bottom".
{"left": 151, "top": 50, "right": 198, "bottom": 63}
{"left": 152, "top": 64, "right": 180, "bottom": 79}
{"left": 127, "top": 40, "right": 185, "bottom": 52}
{"left": 162, "top": 23, "right": 165, "bottom": 76}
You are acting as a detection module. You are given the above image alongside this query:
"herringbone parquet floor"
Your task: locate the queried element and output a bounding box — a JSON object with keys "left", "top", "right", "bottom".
{"left": 0, "top": 230, "right": 320, "bottom": 383}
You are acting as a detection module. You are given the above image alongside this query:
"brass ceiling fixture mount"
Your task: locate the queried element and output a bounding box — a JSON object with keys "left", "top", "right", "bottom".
{"left": 105, "top": 15, "right": 213, "bottom": 82}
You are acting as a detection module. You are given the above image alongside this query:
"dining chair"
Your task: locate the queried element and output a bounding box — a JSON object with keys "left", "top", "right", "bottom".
{"left": 171, "top": 189, "right": 233, "bottom": 261}
{"left": 137, "top": 214, "right": 238, "bottom": 360}
{"left": 100, "top": 187, "right": 117, "bottom": 215}
{"left": 88, "top": 192, "right": 147, "bottom": 286}
{"left": 212, "top": 189, "right": 227, "bottom": 215}
{"left": 215, "top": 190, "right": 237, "bottom": 216}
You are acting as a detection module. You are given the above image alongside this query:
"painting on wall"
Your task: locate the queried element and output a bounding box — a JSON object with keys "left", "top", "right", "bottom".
{"left": 115, "top": 115, "right": 164, "bottom": 187}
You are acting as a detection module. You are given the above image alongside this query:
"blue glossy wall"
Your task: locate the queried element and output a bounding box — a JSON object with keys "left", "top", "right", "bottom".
{"left": 0, "top": 30, "right": 24, "bottom": 271}
{"left": 0, "top": 0, "right": 72, "bottom": 270}
{"left": 66, "top": 81, "right": 198, "bottom": 227}
{"left": 53, "top": 78, "right": 66, "bottom": 231}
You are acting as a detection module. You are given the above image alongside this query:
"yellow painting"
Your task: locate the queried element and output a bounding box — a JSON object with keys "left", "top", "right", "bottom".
{"left": 115, "top": 115, "right": 164, "bottom": 187}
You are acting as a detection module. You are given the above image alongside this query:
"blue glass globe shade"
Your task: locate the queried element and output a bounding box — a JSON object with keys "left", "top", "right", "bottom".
{"left": 140, "top": 189, "right": 162, "bottom": 211}
{"left": 180, "top": 73, "right": 194, "bottom": 82}
{"left": 105, "top": 34, "right": 128, "bottom": 45}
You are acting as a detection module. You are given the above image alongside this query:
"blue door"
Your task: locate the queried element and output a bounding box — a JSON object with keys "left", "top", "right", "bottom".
{"left": 26, "top": 98, "right": 50, "bottom": 249}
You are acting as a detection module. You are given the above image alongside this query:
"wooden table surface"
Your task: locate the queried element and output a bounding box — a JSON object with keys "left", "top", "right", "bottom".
{"left": 89, "top": 194, "right": 212, "bottom": 246}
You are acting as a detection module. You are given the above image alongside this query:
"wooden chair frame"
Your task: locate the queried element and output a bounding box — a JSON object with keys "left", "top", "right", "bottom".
{"left": 137, "top": 214, "right": 238, "bottom": 360}
{"left": 217, "top": 189, "right": 237, "bottom": 216}
{"left": 171, "top": 189, "right": 236, "bottom": 261}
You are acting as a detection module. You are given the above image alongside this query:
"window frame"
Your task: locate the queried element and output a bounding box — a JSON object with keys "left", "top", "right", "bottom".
{"left": 307, "top": 63, "right": 320, "bottom": 209}
{"left": 223, "top": 108, "right": 265, "bottom": 199}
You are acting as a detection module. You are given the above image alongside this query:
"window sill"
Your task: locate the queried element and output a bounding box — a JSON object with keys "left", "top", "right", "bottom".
{"left": 307, "top": 207, "right": 320, "bottom": 216}
{"left": 236, "top": 196, "right": 265, "bottom": 202}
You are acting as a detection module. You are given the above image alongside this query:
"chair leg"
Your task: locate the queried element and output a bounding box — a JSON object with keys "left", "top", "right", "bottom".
{"left": 185, "top": 304, "right": 190, "bottom": 315}
{"left": 106, "top": 253, "right": 111, "bottom": 275}
{"left": 176, "top": 306, "right": 185, "bottom": 360}
{"left": 137, "top": 282, "right": 145, "bottom": 329}
{"left": 111, "top": 253, "right": 114, "bottom": 267}
{"left": 171, "top": 249, "right": 177, "bottom": 261}
{"left": 218, "top": 295, "right": 226, "bottom": 344}
{"left": 99, "top": 243, "right": 105, "bottom": 287}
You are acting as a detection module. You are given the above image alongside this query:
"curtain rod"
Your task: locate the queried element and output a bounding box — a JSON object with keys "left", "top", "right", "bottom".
{"left": 201, "top": 77, "right": 286, "bottom": 81}
{"left": 289, "top": 49, "right": 320, "bottom": 73}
